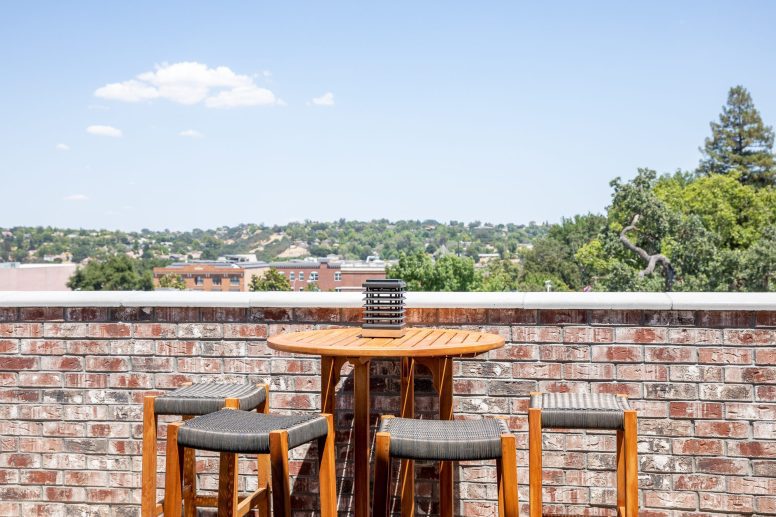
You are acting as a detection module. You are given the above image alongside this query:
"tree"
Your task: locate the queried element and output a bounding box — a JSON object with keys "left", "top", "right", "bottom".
{"left": 699, "top": 86, "right": 775, "bottom": 186}
{"left": 249, "top": 269, "right": 291, "bottom": 291}
{"left": 387, "top": 251, "right": 482, "bottom": 291}
{"left": 386, "top": 251, "right": 434, "bottom": 291}
{"left": 158, "top": 273, "right": 186, "bottom": 290}
{"left": 67, "top": 255, "right": 154, "bottom": 291}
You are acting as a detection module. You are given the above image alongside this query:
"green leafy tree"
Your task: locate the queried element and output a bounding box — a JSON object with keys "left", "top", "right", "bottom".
{"left": 158, "top": 273, "right": 186, "bottom": 290}
{"left": 479, "top": 259, "right": 521, "bottom": 291}
{"left": 430, "top": 254, "right": 481, "bottom": 291}
{"left": 67, "top": 255, "right": 154, "bottom": 291}
{"left": 386, "top": 251, "right": 434, "bottom": 291}
{"left": 699, "top": 86, "right": 775, "bottom": 186}
{"left": 249, "top": 269, "right": 291, "bottom": 291}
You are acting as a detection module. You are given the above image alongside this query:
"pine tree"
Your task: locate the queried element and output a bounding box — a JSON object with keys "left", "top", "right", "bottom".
{"left": 698, "top": 86, "right": 775, "bottom": 186}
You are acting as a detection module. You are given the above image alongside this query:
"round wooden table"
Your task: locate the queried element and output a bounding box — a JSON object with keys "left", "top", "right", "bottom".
{"left": 267, "top": 327, "right": 505, "bottom": 517}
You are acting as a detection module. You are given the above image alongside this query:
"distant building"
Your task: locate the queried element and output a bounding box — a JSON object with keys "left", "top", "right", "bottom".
{"left": 153, "top": 261, "right": 259, "bottom": 291}
{"left": 0, "top": 263, "right": 78, "bottom": 291}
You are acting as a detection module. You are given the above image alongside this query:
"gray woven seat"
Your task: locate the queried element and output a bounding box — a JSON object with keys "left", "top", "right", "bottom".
{"left": 177, "top": 409, "right": 329, "bottom": 454}
{"left": 154, "top": 382, "right": 266, "bottom": 416}
{"left": 530, "top": 393, "right": 631, "bottom": 430}
{"left": 378, "top": 417, "right": 509, "bottom": 461}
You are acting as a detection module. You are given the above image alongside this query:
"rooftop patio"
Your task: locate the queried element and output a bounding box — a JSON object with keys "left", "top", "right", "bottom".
{"left": 0, "top": 291, "right": 774, "bottom": 516}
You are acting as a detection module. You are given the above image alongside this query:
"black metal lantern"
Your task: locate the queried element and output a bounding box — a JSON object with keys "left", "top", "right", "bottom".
{"left": 361, "top": 279, "right": 406, "bottom": 338}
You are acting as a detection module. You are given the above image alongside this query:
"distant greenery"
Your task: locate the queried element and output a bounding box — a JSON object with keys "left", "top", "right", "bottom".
{"left": 67, "top": 256, "right": 158, "bottom": 291}
{"left": 158, "top": 273, "right": 186, "bottom": 290}
{"left": 248, "top": 269, "right": 291, "bottom": 292}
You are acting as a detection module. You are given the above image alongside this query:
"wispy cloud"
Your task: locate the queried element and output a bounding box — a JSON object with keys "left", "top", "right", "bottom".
{"left": 95, "top": 62, "right": 279, "bottom": 109}
{"left": 179, "top": 129, "right": 204, "bottom": 138}
{"left": 311, "top": 92, "right": 335, "bottom": 107}
{"left": 55, "top": 143, "right": 70, "bottom": 151}
{"left": 86, "top": 125, "right": 122, "bottom": 138}
{"left": 64, "top": 194, "right": 89, "bottom": 201}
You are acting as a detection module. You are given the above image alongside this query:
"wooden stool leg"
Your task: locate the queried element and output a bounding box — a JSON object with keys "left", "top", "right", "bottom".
{"left": 163, "top": 422, "right": 184, "bottom": 517}
{"left": 437, "top": 357, "right": 454, "bottom": 517}
{"left": 182, "top": 416, "right": 196, "bottom": 517}
{"left": 616, "top": 429, "right": 625, "bottom": 516}
{"left": 319, "top": 414, "right": 337, "bottom": 517}
{"left": 528, "top": 408, "right": 542, "bottom": 517}
{"left": 270, "top": 430, "right": 291, "bottom": 517}
{"left": 499, "top": 434, "right": 518, "bottom": 517}
{"left": 257, "top": 384, "right": 271, "bottom": 517}
{"left": 373, "top": 431, "right": 392, "bottom": 517}
{"left": 141, "top": 396, "right": 158, "bottom": 517}
{"left": 217, "top": 451, "right": 239, "bottom": 517}
{"left": 624, "top": 410, "right": 638, "bottom": 517}
{"left": 399, "top": 357, "right": 415, "bottom": 517}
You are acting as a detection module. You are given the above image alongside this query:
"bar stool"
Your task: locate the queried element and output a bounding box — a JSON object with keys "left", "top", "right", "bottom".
{"left": 373, "top": 416, "right": 518, "bottom": 517}
{"left": 528, "top": 392, "right": 638, "bottom": 517}
{"left": 164, "top": 408, "right": 337, "bottom": 517}
{"left": 142, "top": 382, "right": 269, "bottom": 516}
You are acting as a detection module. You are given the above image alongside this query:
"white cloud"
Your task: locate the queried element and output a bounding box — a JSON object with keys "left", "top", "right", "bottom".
{"left": 179, "top": 129, "right": 204, "bottom": 138}
{"left": 95, "top": 62, "right": 278, "bottom": 108}
{"left": 86, "top": 125, "right": 123, "bottom": 138}
{"left": 56, "top": 143, "right": 70, "bottom": 151}
{"left": 311, "top": 92, "right": 335, "bottom": 107}
{"left": 64, "top": 194, "right": 88, "bottom": 201}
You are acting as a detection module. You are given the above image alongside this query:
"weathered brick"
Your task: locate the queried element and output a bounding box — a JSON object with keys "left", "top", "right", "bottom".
{"left": 645, "top": 346, "right": 696, "bottom": 363}
{"left": 177, "top": 323, "right": 222, "bottom": 339}
{"left": 724, "top": 328, "right": 775, "bottom": 345}
{"left": 673, "top": 474, "right": 724, "bottom": 491}
{"left": 18, "top": 372, "right": 62, "bottom": 387}
{"left": 0, "top": 356, "right": 37, "bottom": 370}
{"left": 615, "top": 327, "right": 667, "bottom": 343}
{"left": 538, "top": 309, "right": 586, "bottom": 325}
{"left": 222, "top": 323, "right": 267, "bottom": 339}
{"left": 728, "top": 440, "right": 776, "bottom": 457}
{"left": 699, "top": 493, "right": 754, "bottom": 513}
{"left": 592, "top": 345, "right": 642, "bottom": 362}
{"left": 108, "top": 307, "right": 153, "bottom": 322}
{"left": 644, "top": 490, "right": 698, "bottom": 509}
{"left": 562, "top": 326, "right": 613, "bottom": 343}
{"left": 669, "top": 402, "right": 723, "bottom": 419}
{"left": 673, "top": 438, "right": 723, "bottom": 455}
{"left": 85, "top": 356, "right": 129, "bottom": 372}
{"left": 155, "top": 307, "right": 200, "bottom": 322}
{"left": 617, "top": 364, "right": 668, "bottom": 381}
{"left": 19, "top": 308, "right": 63, "bottom": 322}
{"left": 512, "top": 326, "right": 561, "bottom": 343}
{"left": 42, "top": 323, "right": 87, "bottom": 338}
{"left": 486, "top": 309, "right": 536, "bottom": 325}
{"left": 589, "top": 309, "right": 641, "bottom": 326}
{"left": 699, "top": 383, "right": 752, "bottom": 401}
{"left": 64, "top": 307, "right": 108, "bottom": 322}
{"left": 249, "top": 307, "right": 293, "bottom": 322}
{"left": 0, "top": 308, "right": 18, "bottom": 322}
{"left": 292, "top": 307, "right": 341, "bottom": 323}
{"left": 40, "top": 356, "right": 83, "bottom": 371}
{"left": 643, "top": 310, "right": 695, "bottom": 326}
{"left": 0, "top": 323, "right": 43, "bottom": 338}
{"left": 563, "top": 363, "right": 615, "bottom": 380}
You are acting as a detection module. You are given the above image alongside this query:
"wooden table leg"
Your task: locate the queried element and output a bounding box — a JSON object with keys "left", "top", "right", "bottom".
{"left": 353, "top": 359, "right": 371, "bottom": 517}
{"left": 400, "top": 357, "right": 415, "bottom": 517}
{"left": 321, "top": 356, "right": 341, "bottom": 415}
{"left": 437, "top": 357, "right": 454, "bottom": 517}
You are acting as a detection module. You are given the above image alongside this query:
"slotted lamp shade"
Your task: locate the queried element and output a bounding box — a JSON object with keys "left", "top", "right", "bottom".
{"left": 361, "top": 279, "right": 406, "bottom": 338}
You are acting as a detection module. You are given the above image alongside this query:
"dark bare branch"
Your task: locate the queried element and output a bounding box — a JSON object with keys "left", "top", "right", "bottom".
{"left": 619, "top": 214, "right": 675, "bottom": 290}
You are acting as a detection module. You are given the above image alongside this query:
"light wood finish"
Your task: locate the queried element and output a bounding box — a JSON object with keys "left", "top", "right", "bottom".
{"left": 218, "top": 450, "right": 240, "bottom": 517}
{"left": 528, "top": 408, "right": 542, "bottom": 517}
{"left": 163, "top": 422, "right": 184, "bottom": 517}
{"left": 256, "top": 383, "right": 271, "bottom": 517}
{"left": 182, "top": 416, "right": 196, "bottom": 517}
{"left": 361, "top": 327, "right": 406, "bottom": 338}
{"left": 624, "top": 410, "right": 639, "bottom": 517}
{"left": 141, "top": 395, "right": 158, "bottom": 517}
{"left": 318, "top": 414, "right": 338, "bottom": 517}
{"left": 497, "top": 434, "right": 518, "bottom": 517}
{"left": 268, "top": 327, "right": 504, "bottom": 358}
{"left": 528, "top": 403, "right": 639, "bottom": 517}
{"left": 267, "top": 327, "right": 505, "bottom": 517}
{"left": 399, "top": 358, "right": 415, "bottom": 517}
{"left": 269, "top": 430, "right": 291, "bottom": 517}
{"left": 372, "top": 430, "right": 392, "bottom": 517}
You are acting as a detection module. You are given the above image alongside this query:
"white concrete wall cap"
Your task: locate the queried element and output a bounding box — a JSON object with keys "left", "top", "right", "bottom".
{"left": 0, "top": 291, "right": 774, "bottom": 310}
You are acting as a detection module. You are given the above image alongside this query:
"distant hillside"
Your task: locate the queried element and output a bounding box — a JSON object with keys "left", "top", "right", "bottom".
{"left": 0, "top": 220, "right": 549, "bottom": 264}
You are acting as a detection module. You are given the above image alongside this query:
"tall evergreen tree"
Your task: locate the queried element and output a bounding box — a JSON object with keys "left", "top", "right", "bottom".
{"left": 698, "top": 86, "right": 775, "bottom": 186}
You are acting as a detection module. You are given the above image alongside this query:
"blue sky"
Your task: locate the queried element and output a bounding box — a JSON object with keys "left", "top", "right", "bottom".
{"left": 1, "top": 2, "right": 774, "bottom": 231}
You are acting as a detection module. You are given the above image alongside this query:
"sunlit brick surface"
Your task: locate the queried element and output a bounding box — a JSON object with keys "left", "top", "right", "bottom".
{"left": 0, "top": 304, "right": 774, "bottom": 516}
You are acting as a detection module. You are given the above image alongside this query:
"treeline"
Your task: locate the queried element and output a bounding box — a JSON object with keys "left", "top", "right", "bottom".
{"left": 389, "top": 86, "right": 775, "bottom": 292}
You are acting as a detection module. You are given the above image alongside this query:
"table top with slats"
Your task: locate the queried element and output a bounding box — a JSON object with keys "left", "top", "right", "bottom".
{"left": 267, "top": 327, "right": 504, "bottom": 358}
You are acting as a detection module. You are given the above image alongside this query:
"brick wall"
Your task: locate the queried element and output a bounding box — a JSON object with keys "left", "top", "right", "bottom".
{"left": 0, "top": 300, "right": 774, "bottom": 516}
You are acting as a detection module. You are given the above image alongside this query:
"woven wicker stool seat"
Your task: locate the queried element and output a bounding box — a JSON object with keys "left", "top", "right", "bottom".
{"left": 165, "top": 409, "right": 336, "bottom": 517}
{"left": 154, "top": 382, "right": 266, "bottom": 416}
{"left": 373, "top": 416, "right": 517, "bottom": 517}
{"left": 529, "top": 392, "right": 638, "bottom": 517}
{"left": 530, "top": 392, "right": 631, "bottom": 430}
{"left": 178, "top": 409, "right": 329, "bottom": 453}
{"left": 142, "top": 382, "right": 269, "bottom": 517}
{"left": 378, "top": 417, "right": 509, "bottom": 461}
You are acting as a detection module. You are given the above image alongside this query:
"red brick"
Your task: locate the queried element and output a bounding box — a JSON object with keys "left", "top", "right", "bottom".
{"left": 0, "top": 323, "right": 43, "bottom": 338}
{"left": 66, "top": 340, "right": 110, "bottom": 355}
{"left": 512, "top": 362, "right": 562, "bottom": 379}
{"left": 756, "top": 348, "right": 776, "bottom": 364}
{"left": 673, "top": 438, "right": 723, "bottom": 455}
{"left": 695, "top": 421, "right": 750, "bottom": 439}
{"left": 85, "top": 356, "right": 129, "bottom": 372}
{"left": 670, "top": 364, "right": 722, "bottom": 382}
{"left": 756, "top": 496, "right": 776, "bottom": 514}
{"left": 643, "top": 310, "right": 695, "bottom": 326}
{"left": 0, "top": 339, "right": 18, "bottom": 354}
{"left": 45, "top": 486, "right": 85, "bottom": 502}
{"left": 615, "top": 327, "right": 667, "bottom": 343}
{"left": 673, "top": 474, "right": 724, "bottom": 491}
{"left": 0, "top": 356, "right": 37, "bottom": 370}
{"left": 669, "top": 402, "right": 723, "bottom": 419}
{"left": 19, "top": 307, "right": 63, "bottom": 321}
{"left": 292, "top": 307, "right": 341, "bottom": 323}
{"left": 727, "top": 403, "right": 776, "bottom": 420}
{"left": 223, "top": 323, "right": 268, "bottom": 339}
{"left": 109, "top": 373, "right": 153, "bottom": 389}
{"left": 617, "top": 364, "right": 668, "bottom": 381}
{"left": 698, "top": 347, "right": 752, "bottom": 364}
{"left": 63, "top": 471, "right": 109, "bottom": 486}
{"left": 728, "top": 477, "right": 776, "bottom": 495}
{"left": 249, "top": 307, "right": 293, "bottom": 322}
{"left": 155, "top": 307, "right": 200, "bottom": 322}
{"left": 132, "top": 323, "right": 177, "bottom": 338}
{"left": 562, "top": 326, "right": 613, "bottom": 343}
{"left": 699, "top": 493, "right": 753, "bottom": 513}
{"left": 40, "top": 356, "right": 82, "bottom": 371}
{"left": 538, "top": 344, "right": 588, "bottom": 362}
{"left": 178, "top": 323, "right": 223, "bottom": 339}
{"left": 563, "top": 363, "right": 615, "bottom": 380}
{"left": 131, "top": 357, "right": 173, "bottom": 372}
{"left": 592, "top": 345, "right": 642, "bottom": 362}
{"left": 486, "top": 308, "right": 536, "bottom": 325}
{"left": 757, "top": 385, "right": 776, "bottom": 401}
{"left": 729, "top": 441, "right": 776, "bottom": 457}
{"left": 42, "top": 322, "right": 87, "bottom": 338}
{"left": 512, "top": 326, "right": 561, "bottom": 343}
{"left": 700, "top": 383, "right": 752, "bottom": 401}
{"left": 726, "top": 366, "right": 776, "bottom": 383}
{"left": 724, "top": 329, "right": 775, "bottom": 345}
{"left": 64, "top": 373, "right": 109, "bottom": 388}
{"left": 698, "top": 310, "right": 754, "bottom": 328}
{"left": 64, "top": 307, "right": 108, "bottom": 322}
{"left": 18, "top": 372, "right": 61, "bottom": 387}
{"left": 645, "top": 346, "right": 696, "bottom": 363}
{"left": 19, "top": 339, "right": 67, "bottom": 355}
{"left": 591, "top": 382, "right": 640, "bottom": 398}
{"left": 756, "top": 311, "right": 776, "bottom": 327}
{"left": 668, "top": 328, "right": 723, "bottom": 345}
{"left": 0, "top": 389, "right": 40, "bottom": 403}
{"left": 153, "top": 374, "right": 195, "bottom": 389}
{"left": 0, "top": 487, "right": 39, "bottom": 501}
{"left": 20, "top": 470, "right": 59, "bottom": 485}
{"left": 154, "top": 340, "right": 197, "bottom": 356}
{"left": 538, "top": 309, "right": 586, "bottom": 325}
{"left": 589, "top": 309, "right": 641, "bottom": 325}
{"left": 0, "top": 308, "right": 18, "bottom": 322}
{"left": 86, "top": 323, "right": 131, "bottom": 338}
{"left": 644, "top": 490, "right": 698, "bottom": 510}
